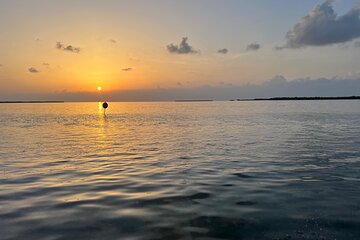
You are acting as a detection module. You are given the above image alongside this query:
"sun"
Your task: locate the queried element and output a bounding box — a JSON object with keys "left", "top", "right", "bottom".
{"left": 97, "top": 86, "right": 102, "bottom": 91}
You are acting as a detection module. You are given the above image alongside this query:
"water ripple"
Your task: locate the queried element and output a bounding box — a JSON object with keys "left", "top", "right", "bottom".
{"left": 1, "top": 101, "right": 360, "bottom": 239}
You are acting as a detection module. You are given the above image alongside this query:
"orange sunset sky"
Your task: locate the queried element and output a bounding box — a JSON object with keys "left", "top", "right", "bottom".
{"left": 1, "top": 0, "right": 360, "bottom": 100}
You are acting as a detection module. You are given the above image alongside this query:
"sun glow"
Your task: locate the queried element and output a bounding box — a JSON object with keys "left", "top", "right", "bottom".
{"left": 97, "top": 86, "right": 102, "bottom": 91}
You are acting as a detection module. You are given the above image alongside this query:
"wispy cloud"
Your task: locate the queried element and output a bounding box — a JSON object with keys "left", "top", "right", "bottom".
{"left": 28, "top": 67, "right": 39, "bottom": 73}
{"left": 218, "top": 81, "right": 233, "bottom": 86}
{"left": 122, "top": 67, "right": 133, "bottom": 71}
{"left": 246, "top": 43, "right": 261, "bottom": 51}
{"left": 109, "top": 39, "right": 117, "bottom": 44}
{"left": 217, "top": 48, "right": 229, "bottom": 54}
{"left": 167, "top": 37, "right": 198, "bottom": 54}
{"left": 56, "top": 42, "right": 81, "bottom": 53}
{"left": 278, "top": 0, "right": 360, "bottom": 49}
{"left": 274, "top": 46, "right": 285, "bottom": 51}
{"left": 43, "top": 63, "right": 50, "bottom": 67}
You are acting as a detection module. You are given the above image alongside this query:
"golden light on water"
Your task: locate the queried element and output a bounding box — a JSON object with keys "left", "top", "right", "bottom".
{"left": 98, "top": 102, "right": 103, "bottom": 113}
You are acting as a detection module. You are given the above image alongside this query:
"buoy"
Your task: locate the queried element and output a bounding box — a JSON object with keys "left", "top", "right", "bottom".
{"left": 102, "top": 102, "right": 108, "bottom": 109}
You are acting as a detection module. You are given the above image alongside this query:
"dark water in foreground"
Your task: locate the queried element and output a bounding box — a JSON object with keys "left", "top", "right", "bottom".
{"left": 1, "top": 101, "right": 360, "bottom": 240}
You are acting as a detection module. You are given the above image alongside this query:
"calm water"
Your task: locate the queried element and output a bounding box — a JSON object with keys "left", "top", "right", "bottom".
{"left": 1, "top": 101, "right": 360, "bottom": 240}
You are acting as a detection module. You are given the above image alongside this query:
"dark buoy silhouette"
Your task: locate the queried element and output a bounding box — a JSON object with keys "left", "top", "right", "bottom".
{"left": 102, "top": 102, "right": 108, "bottom": 109}
{"left": 102, "top": 102, "right": 108, "bottom": 114}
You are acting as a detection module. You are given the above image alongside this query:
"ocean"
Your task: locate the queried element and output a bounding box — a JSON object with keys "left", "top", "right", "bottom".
{"left": 1, "top": 101, "right": 360, "bottom": 240}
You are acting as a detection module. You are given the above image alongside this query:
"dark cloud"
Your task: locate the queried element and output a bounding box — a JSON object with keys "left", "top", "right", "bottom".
{"left": 354, "top": 41, "right": 360, "bottom": 47}
{"left": 167, "top": 37, "right": 198, "bottom": 54}
{"left": 56, "top": 42, "right": 81, "bottom": 53}
{"left": 246, "top": 43, "right": 261, "bottom": 51}
{"left": 28, "top": 67, "right": 39, "bottom": 73}
{"left": 218, "top": 48, "right": 229, "bottom": 54}
{"left": 109, "top": 39, "right": 117, "bottom": 44}
{"left": 280, "top": 0, "right": 360, "bottom": 49}
{"left": 122, "top": 67, "right": 133, "bottom": 71}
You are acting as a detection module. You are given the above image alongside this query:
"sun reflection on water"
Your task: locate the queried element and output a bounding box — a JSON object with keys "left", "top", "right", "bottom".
{"left": 98, "top": 102, "right": 104, "bottom": 114}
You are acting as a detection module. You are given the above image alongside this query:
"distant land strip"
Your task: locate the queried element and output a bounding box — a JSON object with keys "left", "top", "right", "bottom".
{"left": 233, "top": 96, "right": 360, "bottom": 101}
{"left": 0, "top": 101, "right": 65, "bottom": 104}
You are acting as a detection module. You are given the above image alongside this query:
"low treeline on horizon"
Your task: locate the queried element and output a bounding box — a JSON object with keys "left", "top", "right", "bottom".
{"left": 238, "top": 96, "right": 360, "bottom": 101}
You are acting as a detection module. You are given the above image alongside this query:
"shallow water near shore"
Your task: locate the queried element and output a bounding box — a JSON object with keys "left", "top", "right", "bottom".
{"left": 1, "top": 101, "right": 360, "bottom": 240}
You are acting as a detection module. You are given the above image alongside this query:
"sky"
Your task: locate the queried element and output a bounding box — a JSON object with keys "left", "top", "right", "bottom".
{"left": 1, "top": 0, "right": 360, "bottom": 101}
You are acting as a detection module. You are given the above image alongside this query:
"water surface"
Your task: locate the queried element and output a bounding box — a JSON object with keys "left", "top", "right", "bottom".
{"left": 1, "top": 101, "right": 360, "bottom": 239}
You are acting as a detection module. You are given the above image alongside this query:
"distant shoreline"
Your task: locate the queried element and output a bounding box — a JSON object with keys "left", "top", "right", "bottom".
{"left": 0, "top": 101, "right": 65, "bottom": 104}
{"left": 233, "top": 96, "right": 360, "bottom": 101}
